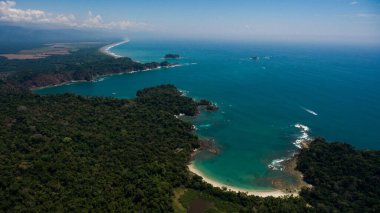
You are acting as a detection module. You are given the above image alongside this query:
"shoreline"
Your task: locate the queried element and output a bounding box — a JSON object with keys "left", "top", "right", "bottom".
{"left": 30, "top": 80, "right": 87, "bottom": 91}
{"left": 31, "top": 63, "right": 184, "bottom": 91}
{"left": 188, "top": 162, "right": 298, "bottom": 198}
{"left": 99, "top": 39, "right": 130, "bottom": 58}
{"left": 32, "top": 39, "right": 185, "bottom": 91}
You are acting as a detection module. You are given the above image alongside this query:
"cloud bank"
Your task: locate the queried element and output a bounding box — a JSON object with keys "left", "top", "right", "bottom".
{"left": 0, "top": 1, "right": 145, "bottom": 29}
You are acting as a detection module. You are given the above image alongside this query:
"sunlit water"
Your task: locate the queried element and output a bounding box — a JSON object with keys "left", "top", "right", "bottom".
{"left": 36, "top": 40, "right": 380, "bottom": 190}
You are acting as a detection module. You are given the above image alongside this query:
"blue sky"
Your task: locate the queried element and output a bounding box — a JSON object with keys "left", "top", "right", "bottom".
{"left": 1, "top": 0, "right": 380, "bottom": 43}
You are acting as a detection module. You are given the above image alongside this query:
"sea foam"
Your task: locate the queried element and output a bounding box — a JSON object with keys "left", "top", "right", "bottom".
{"left": 179, "top": 89, "right": 189, "bottom": 96}
{"left": 293, "top": 123, "right": 312, "bottom": 149}
{"left": 268, "top": 123, "right": 312, "bottom": 171}
{"left": 268, "top": 158, "right": 286, "bottom": 171}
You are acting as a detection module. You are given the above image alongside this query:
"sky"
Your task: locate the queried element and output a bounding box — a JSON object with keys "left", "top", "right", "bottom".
{"left": 1, "top": 0, "right": 380, "bottom": 44}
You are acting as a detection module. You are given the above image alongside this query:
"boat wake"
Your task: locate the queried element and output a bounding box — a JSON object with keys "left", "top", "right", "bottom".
{"left": 302, "top": 107, "right": 318, "bottom": 116}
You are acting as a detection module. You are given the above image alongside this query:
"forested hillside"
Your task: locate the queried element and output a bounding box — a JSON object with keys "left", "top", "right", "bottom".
{"left": 1, "top": 42, "right": 380, "bottom": 212}
{"left": 0, "top": 46, "right": 171, "bottom": 89}
{"left": 0, "top": 85, "right": 199, "bottom": 211}
{"left": 297, "top": 138, "right": 380, "bottom": 212}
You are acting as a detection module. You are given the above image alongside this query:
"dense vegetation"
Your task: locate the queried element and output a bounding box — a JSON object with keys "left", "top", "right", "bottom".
{"left": 0, "top": 84, "right": 315, "bottom": 212}
{"left": 183, "top": 176, "right": 311, "bottom": 212}
{"left": 0, "top": 85, "right": 199, "bottom": 211}
{"left": 297, "top": 138, "right": 380, "bottom": 212}
{"left": 174, "top": 139, "right": 380, "bottom": 212}
{"left": 0, "top": 45, "right": 171, "bottom": 88}
{"left": 136, "top": 85, "right": 198, "bottom": 116}
{"left": 1, "top": 45, "right": 379, "bottom": 212}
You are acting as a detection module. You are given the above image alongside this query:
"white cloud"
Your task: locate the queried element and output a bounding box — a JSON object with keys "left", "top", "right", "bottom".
{"left": 81, "top": 11, "right": 144, "bottom": 29}
{"left": 0, "top": 1, "right": 145, "bottom": 29}
{"left": 349, "top": 1, "right": 358, "bottom": 5}
{"left": 0, "top": 1, "right": 15, "bottom": 8}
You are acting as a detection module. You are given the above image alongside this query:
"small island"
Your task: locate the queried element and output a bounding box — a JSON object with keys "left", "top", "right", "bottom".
{"left": 164, "top": 53, "right": 180, "bottom": 59}
{"left": 1, "top": 41, "right": 379, "bottom": 213}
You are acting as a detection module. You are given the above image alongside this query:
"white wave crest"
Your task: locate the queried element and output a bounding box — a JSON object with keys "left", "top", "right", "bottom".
{"left": 268, "top": 158, "right": 287, "bottom": 171}
{"left": 94, "top": 77, "right": 106, "bottom": 82}
{"left": 179, "top": 89, "right": 189, "bottom": 96}
{"left": 268, "top": 123, "right": 313, "bottom": 171}
{"left": 293, "top": 123, "right": 312, "bottom": 149}
{"left": 192, "top": 125, "right": 198, "bottom": 131}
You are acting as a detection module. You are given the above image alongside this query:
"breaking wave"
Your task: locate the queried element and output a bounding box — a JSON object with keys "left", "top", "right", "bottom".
{"left": 268, "top": 123, "right": 313, "bottom": 171}
{"left": 268, "top": 158, "right": 286, "bottom": 171}
{"left": 293, "top": 123, "right": 312, "bottom": 149}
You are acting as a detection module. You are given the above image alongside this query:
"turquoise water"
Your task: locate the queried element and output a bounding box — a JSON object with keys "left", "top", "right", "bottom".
{"left": 36, "top": 40, "right": 380, "bottom": 190}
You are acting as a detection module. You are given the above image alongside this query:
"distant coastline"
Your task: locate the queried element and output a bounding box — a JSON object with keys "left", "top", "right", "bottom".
{"left": 31, "top": 64, "right": 177, "bottom": 91}
{"left": 99, "top": 39, "right": 129, "bottom": 58}
{"left": 31, "top": 40, "right": 183, "bottom": 91}
{"left": 188, "top": 162, "right": 298, "bottom": 198}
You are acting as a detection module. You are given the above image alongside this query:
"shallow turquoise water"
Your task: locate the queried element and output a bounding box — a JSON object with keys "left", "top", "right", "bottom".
{"left": 36, "top": 40, "right": 380, "bottom": 190}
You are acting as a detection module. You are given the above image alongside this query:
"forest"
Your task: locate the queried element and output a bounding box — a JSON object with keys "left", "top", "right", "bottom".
{"left": 0, "top": 84, "right": 200, "bottom": 211}
{"left": 1, "top": 83, "right": 379, "bottom": 212}
{"left": 0, "top": 44, "right": 379, "bottom": 212}
{"left": 0, "top": 45, "right": 171, "bottom": 88}
{"left": 297, "top": 138, "right": 380, "bottom": 212}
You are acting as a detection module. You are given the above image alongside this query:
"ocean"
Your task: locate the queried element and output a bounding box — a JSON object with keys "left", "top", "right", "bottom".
{"left": 35, "top": 39, "right": 380, "bottom": 190}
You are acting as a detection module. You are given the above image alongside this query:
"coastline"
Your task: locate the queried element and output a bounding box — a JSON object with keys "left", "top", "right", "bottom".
{"left": 31, "top": 63, "right": 183, "bottom": 91}
{"left": 99, "top": 39, "right": 130, "bottom": 58}
{"left": 30, "top": 80, "right": 87, "bottom": 91}
{"left": 30, "top": 66, "right": 163, "bottom": 91}
{"left": 187, "top": 129, "right": 311, "bottom": 198}
{"left": 30, "top": 40, "right": 310, "bottom": 199}
{"left": 188, "top": 162, "right": 298, "bottom": 198}
{"left": 32, "top": 40, "right": 185, "bottom": 91}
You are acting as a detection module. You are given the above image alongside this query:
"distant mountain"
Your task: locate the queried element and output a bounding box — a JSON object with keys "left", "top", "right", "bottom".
{"left": 0, "top": 24, "right": 118, "bottom": 53}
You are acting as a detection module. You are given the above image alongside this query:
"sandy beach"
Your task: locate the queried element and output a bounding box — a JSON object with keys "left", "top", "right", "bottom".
{"left": 188, "top": 162, "right": 298, "bottom": 198}
{"left": 99, "top": 40, "right": 129, "bottom": 58}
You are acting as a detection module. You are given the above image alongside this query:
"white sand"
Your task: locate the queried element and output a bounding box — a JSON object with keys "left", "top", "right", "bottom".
{"left": 99, "top": 40, "right": 129, "bottom": 58}
{"left": 188, "top": 162, "right": 298, "bottom": 198}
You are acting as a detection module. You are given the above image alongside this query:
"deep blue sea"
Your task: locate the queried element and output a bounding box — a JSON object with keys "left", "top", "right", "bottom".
{"left": 35, "top": 40, "right": 380, "bottom": 190}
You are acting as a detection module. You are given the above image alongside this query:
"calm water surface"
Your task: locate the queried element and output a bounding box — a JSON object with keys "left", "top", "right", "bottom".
{"left": 36, "top": 40, "right": 380, "bottom": 189}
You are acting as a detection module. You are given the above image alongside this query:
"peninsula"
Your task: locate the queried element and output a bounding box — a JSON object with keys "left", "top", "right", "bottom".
{"left": 99, "top": 39, "right": 129, "bottom": 58}
{"left": 0, "top": 41, "right": 174, "bottom": 89}
{"left": 1, "top": 40, "right": 379, "bottom": 212}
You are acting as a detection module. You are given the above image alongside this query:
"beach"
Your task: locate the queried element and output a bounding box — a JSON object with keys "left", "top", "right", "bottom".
{"left": 99, "top": 39, "right": 129, "bottom": 58}
{"left": 188, "top": 162, "right": 298, "bottom": 198}
{"left": 36, "top": 40, "right": 380, "bottom": 193}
